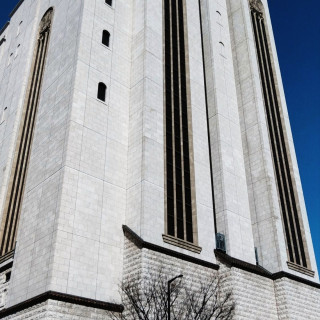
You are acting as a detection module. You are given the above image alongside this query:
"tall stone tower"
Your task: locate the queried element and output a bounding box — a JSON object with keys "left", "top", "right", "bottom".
{"left": 0, "top": 0, "right": 318, "bottom": 318}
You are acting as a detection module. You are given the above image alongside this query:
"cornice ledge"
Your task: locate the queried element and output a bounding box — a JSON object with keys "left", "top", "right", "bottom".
{"left": 9, "top": 0, "right": 25, "bottom": 18}
{"left": 214, "top": 249, "right": 272, "bottom": 278}
{"left": 0, "top": 291, "right": 123, "bottom": 318}
{"left": 286, "top": 261, "right": 315, "bottom": 278}
{"left": 0, "top": 249, "right": 15, "bottom": 266}
{"left": 272, "top": 271, "right": 320, "bottom": 289}
{"left": 123, "top": 225, "right": 219, "bottom": 270}
{"left": 215, "top": 250, "right": 320, "bottom": 289}
{"left": 0, "top": 22, "right": 9, "bottom": 37}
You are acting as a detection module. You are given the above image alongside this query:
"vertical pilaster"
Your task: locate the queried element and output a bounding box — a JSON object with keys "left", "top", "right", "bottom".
{"left": 227, "top": 0, "right": 318, "bottom": 280}
{"left": 126, "top": 0, "right": 165, "bottom": 244}
{"left": 200, "top": 0, "right": 255, "bottom": 263}
{"left": 0, "top": 9, "right": 53, "bottom": 258}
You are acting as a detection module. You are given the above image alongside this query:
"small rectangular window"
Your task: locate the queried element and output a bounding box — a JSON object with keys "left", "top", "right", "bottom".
{"left": 0, "top": 37, "right": 5, "bottom": 46}
{"left": 17, "top": 21, "right": 23, "bottom": 36}
{"left": 216, "top": 11, "right": 222, "bottom": 25}
{"left": 5, "top": 271, "right": 11, "bottom": 282}
{"left": 1, "top": 107, "right": 8, "bottom": 124}
{"left": 7, "top": 53, "right": 13, "bottom": 66}
{"left": 14, "top": 44, "right": 20, "bottom": 59}
{"left": 102, "top": 30, "right": 110, "bottom": 47}
{"left": 97, "top": 82, "right": 107, "bottom": 102}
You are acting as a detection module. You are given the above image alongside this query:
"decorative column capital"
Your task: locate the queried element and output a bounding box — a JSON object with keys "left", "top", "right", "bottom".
{"left": 250, "top": 0, "right": 264, "bottom": 13}
{"left": 39, "top": 9, "right": 53, "bottom": 34}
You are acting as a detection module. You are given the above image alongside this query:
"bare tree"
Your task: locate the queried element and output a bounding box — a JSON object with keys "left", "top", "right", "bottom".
{"left": 109, "top": 268, "right": 235, "bottom": 320}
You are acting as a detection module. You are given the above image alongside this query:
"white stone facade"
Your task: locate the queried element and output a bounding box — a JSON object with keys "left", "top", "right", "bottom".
{"left": 228, "top": 0, "right": 318, "bottom": 279}
{"left": 0, "top": 0, "right": 318, "bottom": 318}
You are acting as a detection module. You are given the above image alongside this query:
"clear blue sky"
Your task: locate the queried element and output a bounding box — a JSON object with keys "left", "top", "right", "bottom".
{"left": 0, "top": 1, "right": 319, "bottom": 271}
{"left": 268, "top": 0, "right": 320, "bottom": 271}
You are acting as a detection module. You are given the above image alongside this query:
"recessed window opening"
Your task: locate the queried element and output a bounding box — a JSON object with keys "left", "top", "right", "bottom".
{"left": 102, "top": 30, "right": 110, "bottom": 47}
{"left": 219, "top": 41, "right": 225, "bottom": 56}
{"left": 5, "top": 271, "right": 11, "bottom": 282}
{"left": 105, "top": 0, "right": 112, "bottom": 6}
{"left": 17, "top": 21, "right": 23, "bottom": 36}
{"left": 250, "top": 2, "right": 309, "bottom": 268}
{"left": 0, "top": 8, "right": 54, "bottom": 258}
{"left": 14, "top": 44, "right": 20, "bottom": 58}
{"left": 97, "top": 82, "right": 107, "bottom": 102}
{"left": 164, "top": 0, "right": 196, "bottom": 244}
{"left": 0, "top": 37, "right": 5, "bottom": 46}
{"left": 1, "top": 107, "right": 8, "bottom": 124}
{"left": 8, "top": 52, "right": 13, "bottom": 66}
{"left": 216, "top": 11, "right": 222, "bottom": 24}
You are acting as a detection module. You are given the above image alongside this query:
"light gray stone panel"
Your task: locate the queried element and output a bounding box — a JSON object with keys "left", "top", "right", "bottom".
{"left": 201, "top": 0, "right": 255, "bottom": 263}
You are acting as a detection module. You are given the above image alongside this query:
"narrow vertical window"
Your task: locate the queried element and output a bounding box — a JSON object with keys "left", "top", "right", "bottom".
{"left": 219, "top": 41, "right": 225, "bottom": 56}
{"left": 7, "top": 53, "right": 13, "bottom": 66}
{"left": 17, "top": 21, "right": 23, "bottom": 36}
{"left": 250, "top": 0, "right": 309, "bottom": 268}
{"left": 0, "top": 8, "right": 54, "bottom": 258}
{"left": 14, "top": 44, "right": 20, "bottom": 59}
{"left": 164, "top": 0, "right": 196, "bottom": 244}
{"left": 216, "top": 11, "right": 222, "bottom": 25}
{"left": 102, "top": 30, "right": 110, "bottom": 47}
{"left": 0, "top": 37, "right": 6, "bottom": 62}
{"left": 105, "top": 0, "right": 112, "bottom": 6}
{"left": 1, "top": 107, "right": 8, "bottom": 124}
{"left": 97, "top": 82, "right": 107, "bottom": 102}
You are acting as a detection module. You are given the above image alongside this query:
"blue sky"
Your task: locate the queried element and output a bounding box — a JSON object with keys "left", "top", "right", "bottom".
{"left": 0, "top": 1, "right": 319, "bottom": 271}
{"left": 268, "top": 0, "right": 320, "bottom": 271}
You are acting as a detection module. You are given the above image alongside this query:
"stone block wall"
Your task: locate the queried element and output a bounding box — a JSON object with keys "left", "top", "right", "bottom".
{"left": 121, "top": 235, "right": 320, "bottom": 320}
{"left": 3, "top": 302, "right": 47, "bottom": 320}
{"left": 0, "top": 266, "right": 11, "bottom": 310}
{"left": 2, "top": 300, "right": 113, "bottom": 320}
{"left": 1, "top": 232, "right": 319, "bottom": 319}
{"left": 229, "top": 267, "right": 278, "bottom": 319}
{"left": 275, "top": 278, "right": 320, "bottom": 320}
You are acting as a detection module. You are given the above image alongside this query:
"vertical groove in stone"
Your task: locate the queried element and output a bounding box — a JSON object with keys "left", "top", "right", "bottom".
{"left": 164, "top": 0, "right": 194, "bottom": 243}
{"left": 0, "top": 8, "right": 53, "bottom": 257}
{"left": 250, "top": 6, "right": 307, "bottom": 267}
{"left": 165, "top": 0, "right": 174, "bottom": 237}
{"left": 198, "top": 0, "right": 217, "bottom": 234}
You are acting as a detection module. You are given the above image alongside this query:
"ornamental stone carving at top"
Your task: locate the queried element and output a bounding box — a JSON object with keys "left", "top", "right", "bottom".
{"left": 250, "top": 0, "right": 263, "bottom": 13}
{"left": 40, "top": 9, "right": 53, "bottom": 34}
